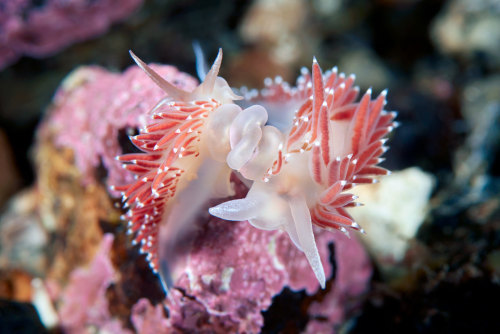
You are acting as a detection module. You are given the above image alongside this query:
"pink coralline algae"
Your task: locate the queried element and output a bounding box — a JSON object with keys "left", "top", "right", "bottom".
{"left": 130, "top": 299, "right": 169, "bottom": 334}
{"left": 159, "top": 195, "right": 371, "bottom": 332}
{"left": 0, "top": 0, "right": 144, "bottom": 69}
{"left": 58, "top": 234, "right": 130, "bottom": 333}
{"left": 304, "top": 228, "right": 372, "bottom": 333}
{"left": 49, "top": 212, "right": 370, "bottom": 332}
{"left": 115, "top": 49, "right": 395, "bottom": 289}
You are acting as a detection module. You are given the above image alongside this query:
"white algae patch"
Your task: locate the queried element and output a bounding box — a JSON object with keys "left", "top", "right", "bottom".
{"left": 350, "top": 167, "right": 435, "bottom": 262}
{"left": 220, "top": 267, "right": 235, "bottom": 292}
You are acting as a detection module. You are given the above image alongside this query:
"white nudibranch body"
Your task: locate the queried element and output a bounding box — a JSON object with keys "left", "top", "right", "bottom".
{"left": 114, "top": 49, "right": 396, "bottom": 290}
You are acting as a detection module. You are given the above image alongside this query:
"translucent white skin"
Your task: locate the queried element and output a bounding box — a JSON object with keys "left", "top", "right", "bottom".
{"left": 205, "top": 98, "right": 328, "bottom": 287}
{"left": 158, "top": 157, "right": 228, "bottom": 288}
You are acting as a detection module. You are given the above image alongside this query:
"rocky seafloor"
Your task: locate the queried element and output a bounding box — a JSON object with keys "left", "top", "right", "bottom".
{"left": 1, "top": 0, "right": 499, "bottom": 333}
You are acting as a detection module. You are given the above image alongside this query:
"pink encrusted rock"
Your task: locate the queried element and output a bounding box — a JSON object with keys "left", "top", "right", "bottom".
{"left": 131, "top": 299, "right": 169, "bottom": 334}
{"left": 279, "top": 226, "right": 337, "bottom": 294}
{"left": 157, "top": 180, "right": 370, "bottom": 333}
{"left": 0, "top": 0, "right": 144, "bottom": 69}
{"left": 162, "top": 215, "right": 334, "bottom": 332}
{"left": 305, "top": 231, "right": 372, "bottom": 333}
{"left": 160, "top": 217, "right": 371, "bottom": 333}
{"left": 58, "top": 233, "right": 131, "bottom": 334}
{"left": 42, "top": 63, "right": 198, "bottom": 187}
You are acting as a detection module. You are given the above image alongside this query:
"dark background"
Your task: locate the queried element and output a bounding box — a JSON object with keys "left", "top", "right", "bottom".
{"left": 1, "top": 0, "right": 499, "bottom": 333}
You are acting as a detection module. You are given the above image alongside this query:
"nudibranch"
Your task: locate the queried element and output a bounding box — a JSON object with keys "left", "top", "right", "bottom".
{"left": 114, "top": 49, "right": 396, "bottom": 290}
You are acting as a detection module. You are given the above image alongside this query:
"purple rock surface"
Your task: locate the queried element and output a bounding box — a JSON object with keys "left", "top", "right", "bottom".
{"left": 58, "top": 234, "right": 130, "bottom": 333}
{"left": 305, "top": 229, "right": 372, "bottom": 333}
{"left": 131, "top": 298, "right": 169, "bottom": 334}
{"left": 162, "top": 210, "right": 371, "bottom": 333}
{"left": 0, "top": 0, "right": 144, "bottom": 69}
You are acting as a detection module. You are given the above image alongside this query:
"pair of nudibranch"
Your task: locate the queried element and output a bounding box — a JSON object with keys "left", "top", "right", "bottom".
{"left": 112, "top": 49, "right": 396, "bottom": 289}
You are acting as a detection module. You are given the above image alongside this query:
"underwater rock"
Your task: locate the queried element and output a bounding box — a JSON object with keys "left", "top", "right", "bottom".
{"left": 130, "top": 298, "right": 168, "bottom": 334}
{"left": 57, "top": 234, "right": 132, "bottom": 333}
{"left": 431, "top": 0, "right": 500, "bottom": 69}
{"left": 58, "top": 234, "right": 116, "bottom": 331}
{"left": 240, "top": 0, "right": 311, "bottom": 66}
{"left": 433, "top": 75, "right": 500, "bottom": 221}
{"left": 0, "top": 190, "right": 47, "bottom": 276}
{"left": 455, "top": 75, "right": 500, "bottom": 188}
{"left": 304, "top": 225, "right": 372, "bottom": 333}
{"left": 35, "top": 136, "right": 117, "bottom": 282}
{"left": 350, "top": 168, "right": 435, "bottom": 264}
{"left": 0, "top": 0, "right": 144, "bottom": 69}
{"left": 335, "top": 48, "right": 394, "bottom": 92}
{"left": 160, "top": 198, "right": 339, "bottom": 332}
